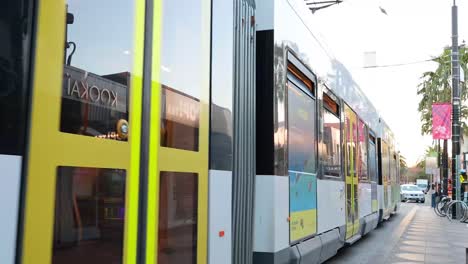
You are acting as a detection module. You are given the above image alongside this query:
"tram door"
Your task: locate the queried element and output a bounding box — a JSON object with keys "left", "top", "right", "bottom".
{"left": 344, "top": 105, "right": 359, "bottom": 240}
{"left": 149, "top": 0, "right": 211, "bottom": 264}
{"left": 21, "top": 1, "right": 146, "bottom": 263}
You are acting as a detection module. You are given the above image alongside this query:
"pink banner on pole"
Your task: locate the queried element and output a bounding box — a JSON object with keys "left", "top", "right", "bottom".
{"left": 432, "top": 103, "right": 452, "bottom": 140}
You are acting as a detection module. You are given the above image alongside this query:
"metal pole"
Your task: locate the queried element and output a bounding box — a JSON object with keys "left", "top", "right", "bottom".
{"left": 451, "top": 0, "right": 460, "bottom": 203}
{"left": 443, "top": 140, "right": 448, "bottom": 195}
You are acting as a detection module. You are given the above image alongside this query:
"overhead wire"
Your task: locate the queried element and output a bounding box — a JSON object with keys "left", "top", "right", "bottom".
{"left": 363, "top": 58, "right": 437, "bottom": 69}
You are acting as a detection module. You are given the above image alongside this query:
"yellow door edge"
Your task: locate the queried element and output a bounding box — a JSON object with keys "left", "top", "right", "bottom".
{"left": 145, "top": 0, "right": 162, "bottom": 261}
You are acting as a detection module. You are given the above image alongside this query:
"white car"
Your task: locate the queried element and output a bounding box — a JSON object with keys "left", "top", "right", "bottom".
{"left": 400, "top": 184, "right": 425, "bottom": 203}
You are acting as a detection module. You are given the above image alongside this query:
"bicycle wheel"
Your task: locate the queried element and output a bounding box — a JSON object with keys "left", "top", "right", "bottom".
{"left": 460, "top": 203, "right": 468, "bottom": 222}
{"left": 447, "top": 201, "right": 465, "bottom": 221}
{"left": 434, "top": 202, "right": 444, "bottom": 216}
{"left": 436, "top": 198, "right": 449, "bottom": 217}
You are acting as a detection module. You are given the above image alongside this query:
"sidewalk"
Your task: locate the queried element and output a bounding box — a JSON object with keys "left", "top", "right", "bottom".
{"left": 386, "top": 205, "right": 468, "bottom": 263}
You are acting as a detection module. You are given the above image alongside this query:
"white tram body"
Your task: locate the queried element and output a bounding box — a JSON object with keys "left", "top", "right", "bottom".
{"left": 245, "top": 0, "right": 399, "bottom": 263}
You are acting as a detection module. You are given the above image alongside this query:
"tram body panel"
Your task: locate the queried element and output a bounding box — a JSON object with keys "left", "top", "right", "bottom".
{"left": 0, "top": 156, "right": 22, "bottom": 263}
{"left": 358, "top": 183, "right": 373, "bottom": 219}
{"left": 209, "top": 0, "right": 235, "bottom": 262}
{"left": 0, "top": 1, "right": 30, "bottom": 255}
{"left": 316, "top": 179, "right": 346, "bottom": 234}
{"left": 253, "top": 175, "right": 290, "bottom": 253}
{"left": 378, "top": 185, "right": 385, "bottom": 214}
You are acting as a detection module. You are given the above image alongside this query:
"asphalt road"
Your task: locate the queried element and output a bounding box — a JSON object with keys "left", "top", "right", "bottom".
{"left": 325, "top": 202, "right": 420, "bottom": 264}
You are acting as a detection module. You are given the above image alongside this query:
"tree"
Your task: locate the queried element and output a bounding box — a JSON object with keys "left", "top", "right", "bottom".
{"left": 399, "top": 155, "right": 408, "bottom": 169}
{"left": 417, "top": 47, "right": 468, "bottom": 135}
{"left": 417, "top": 47, "right": 468, "bottom": 187}
{"left": 399, "top": 155, "right": 409, "bottom": 183}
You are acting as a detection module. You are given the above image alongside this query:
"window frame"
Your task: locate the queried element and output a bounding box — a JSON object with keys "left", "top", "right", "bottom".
{"left": 285, "top": 49, "right": 319, "bottom": 245}
{"left": 368, "top": 129, "right": 378, "bottom": 184}
{"left": 357, "top": 119, "right": 369, "bottom": 183}
{"left": 320, "top": 88, "right": 343, "bottom": 181}
{"left": 285, "top": 50, "right": 318, "bottom": 175}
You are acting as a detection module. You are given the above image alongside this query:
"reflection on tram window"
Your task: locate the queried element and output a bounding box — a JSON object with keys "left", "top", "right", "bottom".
{"left": 382, "top": 142, "right": 389, "bottom": 182}
{"left": 60, "top": 0, "right": 135, "bottom": 141}
{"left": 160, "top": 0, "right": 203, "bottom": 151}
{"left": 358, "top": 120, "right": 368, "bottom": 181}
{"left": 161, "top": 86, "right": 200, "bottom": 151}
{"left": 322, "top": 110, "right": 341, "bottom": 177}
{"left": 0, "top": 0, "right": 33, "bottom": 155}
{"left": 344, "top": 107, "right": 357, "bottom": 177}
{"left": 53, "top": 167, "right": 126, "bottom": 264}
{"left": 287, "top": 82, "right": 316, "bottom": 173}
{"left": 368, "top": 139, "right": 378, "bottom": 183}
{"left": 158, "top": 172, "right": 198, "bottom": 264}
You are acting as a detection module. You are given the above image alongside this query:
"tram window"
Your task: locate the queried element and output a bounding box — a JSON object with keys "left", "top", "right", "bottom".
{"left": 344, "top": 106, "right": 358, "bottom": 177}
{"left": 60, "top": 0, "right": 135, "bottom": 141}
{"left": 368, "top": 137, "right": 378, "bottom": 183}
{"left": 322, "top": 108, "right": 341, "bottom": 177}
{"left": 53, "top": 167, "right": 126, "bottom": 263}
{"left": 382, "top": 142, "right": 390, "bottom": 183}
{"left": 358, "top": 120, "right": 368, "bottom": 181}
{"left": 287, "top": 82, "right": 316, "bottom": 173}
{"left": 159, "top": 0, "right": 203, "bottom": 151}
{"left": 158, "top": 172, "right": 198, "bottom": 264}
{"left": 161, "top": 86, "right": 200, "bottom": 151}
{"left": 0, "top": 0, "right": 33, "bottom": 155}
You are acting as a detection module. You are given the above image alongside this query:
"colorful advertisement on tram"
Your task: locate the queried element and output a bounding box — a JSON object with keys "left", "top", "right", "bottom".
{"left": 289, "top": 171, "right": 317, "bottom": 242}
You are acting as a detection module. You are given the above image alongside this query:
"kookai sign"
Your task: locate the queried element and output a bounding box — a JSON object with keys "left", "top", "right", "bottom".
{"left": 63, "top": 65, "right": 127, "bottom": 113}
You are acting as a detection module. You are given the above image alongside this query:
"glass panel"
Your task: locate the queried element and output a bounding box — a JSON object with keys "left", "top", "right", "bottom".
{"left": 382, "top": 142, "right": 389, "bottom": 183}
{"left": 161, "top": 87, "right": 200, "bottom": 151}
{"left": 322, "top": 109, "right": 341, "bottom": 177}
{"left": 287, "top": 82, "right": 316, "bottom": 173}
{"left": 389, "top": 151, "right": 394, "bottom": 184}
{"left": 287, "top": 81, "right": 317, "bottom": 242}
{"left": 344, "top": 106, "right": 356, "bottom": 177}
{"left": 0, "top": 0, "right": 33, "bottom": 155}
{"left": 346, "top": 183, "right": 352, "bottom": 218}
{"left": 345, "top": 116, "right": 351, "bottom": 176}
{"left": 60, "top": 0, "right": 135, "bottom": 141}
{"left": 53, "top": 167, "right": 126, "bottom": 263}
{"left": 158, "top": 172, "right": 198, "bottom": 264}
{"left": 352, "top": 122, "right": 358, "bottom": 178}
{"left": 160, "top": 0, "right": 203, "bottom": 151}
{"left": 368, "top": 141, "right": 377, "bottom": 183}
{"left": 358, "top": 121, "right": 368, "bottom": 181}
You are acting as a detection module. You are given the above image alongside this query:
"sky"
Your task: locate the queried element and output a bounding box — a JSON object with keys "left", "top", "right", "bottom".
{"left": 310, "top": 0, "right": 468, "bottom": 167}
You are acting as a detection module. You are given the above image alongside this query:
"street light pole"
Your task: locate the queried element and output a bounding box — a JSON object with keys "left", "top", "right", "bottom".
{"left": 451, "top": 0, "right": 460, "bottom": 202}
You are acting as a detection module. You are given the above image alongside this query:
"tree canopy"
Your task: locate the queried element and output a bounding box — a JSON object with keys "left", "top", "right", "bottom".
{"left": 417, "top": 47, "right": 468, "bottom": 135}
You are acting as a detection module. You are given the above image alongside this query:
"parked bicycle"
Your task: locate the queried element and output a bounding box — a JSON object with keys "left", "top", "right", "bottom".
{"left": 434, "top": 195, "right": 451, "bottom": 217}
{"left": 434, "top": 195, "right": 468, "bottom": 222}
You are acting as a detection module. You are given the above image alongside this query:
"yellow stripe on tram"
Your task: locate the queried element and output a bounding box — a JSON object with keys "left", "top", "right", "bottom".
{"left": 146, "top": 0, "right": 162, "bottom": 262}
{"left": 126, "top": 0, "right": 146, "bottom": 262}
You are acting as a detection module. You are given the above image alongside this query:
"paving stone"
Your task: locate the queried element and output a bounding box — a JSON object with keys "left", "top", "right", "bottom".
{"left": 425, "top": 247, "right": 449, "bottom": 256}
{"left": 394, "top": 253, "right": 425, "bottom": 262}
{"left": 397, "top": 246, "right": 426, "bottom": 254}
{"left": 425, "top": 254, "right": 456, "bottom": 263}
{"left": 402, "top": 240, "right": 426, "bottom": 247}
